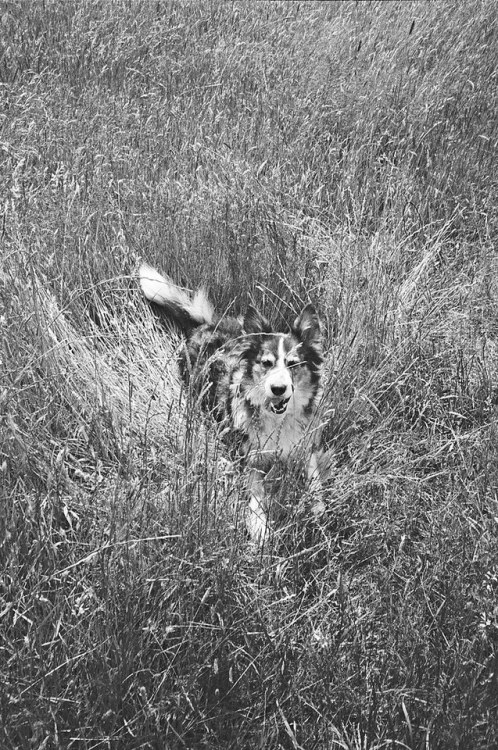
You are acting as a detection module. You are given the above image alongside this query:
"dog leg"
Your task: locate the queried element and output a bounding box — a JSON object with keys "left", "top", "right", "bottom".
{"left": 246, "top": 468, "right": 269, "bottom": 545}
{"left": 308, "top": 451, "right": 325, "bottom": 517}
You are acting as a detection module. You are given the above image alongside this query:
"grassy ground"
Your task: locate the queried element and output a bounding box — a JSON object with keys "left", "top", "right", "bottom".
{"left": 1, "top": 1, "right": 498, "bottom": 747}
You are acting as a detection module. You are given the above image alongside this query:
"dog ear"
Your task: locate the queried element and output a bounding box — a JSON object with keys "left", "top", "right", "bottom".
{"left": 243, "top": 306, "right": 271, "bottom": 334}
{"left": 293, "top": 305, "right": 321, "bottom": 347}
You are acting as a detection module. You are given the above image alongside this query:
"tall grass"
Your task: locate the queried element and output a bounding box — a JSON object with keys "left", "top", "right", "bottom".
{"left": 1, "top": 1, "right": 498, "bottom": 747}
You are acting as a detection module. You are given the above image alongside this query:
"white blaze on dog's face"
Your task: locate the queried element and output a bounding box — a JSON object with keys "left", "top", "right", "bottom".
{"left": 243, "top": 336, "right": 290, "bottom": 413}
{"left": 260, "top": 336, "right": 296, "bottom": 413}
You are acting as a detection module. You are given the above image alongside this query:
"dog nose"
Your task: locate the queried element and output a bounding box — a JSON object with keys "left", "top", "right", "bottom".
{"left": 271, "top": 384, "right": 287, "bottom": 397}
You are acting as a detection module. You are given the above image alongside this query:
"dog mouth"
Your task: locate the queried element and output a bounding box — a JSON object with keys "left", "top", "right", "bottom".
{"left": 269, "top": 396, "right": 291, "bottom": 415}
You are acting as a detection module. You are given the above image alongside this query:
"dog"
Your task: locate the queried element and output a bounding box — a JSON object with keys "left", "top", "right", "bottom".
{"left": 139, "top": 263, "right": 323, "bottom": 544}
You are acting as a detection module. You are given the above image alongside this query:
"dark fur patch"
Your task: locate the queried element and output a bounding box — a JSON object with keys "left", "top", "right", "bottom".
{"left": 179, "top": 317, "right": 245, "bottom": 417}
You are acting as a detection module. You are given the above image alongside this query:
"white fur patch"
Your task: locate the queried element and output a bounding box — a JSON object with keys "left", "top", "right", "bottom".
{"left": 139, "top": 264, "right": 214, "bottom": 325}
{"left": 264, "top": 336, "right": 293, "bottom": 400}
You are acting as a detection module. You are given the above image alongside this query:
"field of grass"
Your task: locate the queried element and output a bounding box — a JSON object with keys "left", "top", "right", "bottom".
{"left": 1, "top": 0, "right": 498, "bottom": 747}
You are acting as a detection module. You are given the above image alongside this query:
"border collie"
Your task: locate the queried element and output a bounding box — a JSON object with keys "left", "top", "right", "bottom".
{"left": 139, "top": 263, "right": 323, "bottom": 544}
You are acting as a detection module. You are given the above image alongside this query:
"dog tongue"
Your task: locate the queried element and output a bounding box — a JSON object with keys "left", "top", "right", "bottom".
{"left": 271, "top": 398, "right": 289, "bottom": 414}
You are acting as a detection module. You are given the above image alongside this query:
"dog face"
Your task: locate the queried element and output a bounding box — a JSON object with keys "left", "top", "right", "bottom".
{"left": 234, "top": 305, "right": 323, "bottom": 417}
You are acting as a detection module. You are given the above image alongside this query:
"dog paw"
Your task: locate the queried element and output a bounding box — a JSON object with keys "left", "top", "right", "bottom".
{"left": 246, "top": 508, "right": 269, "bottom": 546}
{"left": 311, "top": 498, "right": 326, "bottom": 518}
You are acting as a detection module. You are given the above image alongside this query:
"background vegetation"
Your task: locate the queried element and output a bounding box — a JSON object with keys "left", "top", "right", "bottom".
{"left": 1, "top": 1, "right": 498, "bottom": 747}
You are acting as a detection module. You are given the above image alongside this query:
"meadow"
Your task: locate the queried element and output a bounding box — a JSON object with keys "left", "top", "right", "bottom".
{"left": 1, "top": 1, "right": 498, "bottom": 747}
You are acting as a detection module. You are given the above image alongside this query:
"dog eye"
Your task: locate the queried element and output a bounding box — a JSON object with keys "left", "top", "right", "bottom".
{"left": 261, "top": 358, "right": 274, "bottom": 368}
{"left": 286, "top": 358, "right": 300, "bottom": 368}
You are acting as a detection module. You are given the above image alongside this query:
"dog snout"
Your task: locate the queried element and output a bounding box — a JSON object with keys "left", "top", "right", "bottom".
{"left": 270, "top": 384, "right": 287, "bottom": 397}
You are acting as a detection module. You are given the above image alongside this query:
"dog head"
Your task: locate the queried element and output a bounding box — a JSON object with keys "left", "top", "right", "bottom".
{"left": 236, "top": 305, "right": 322, "bottom": 416}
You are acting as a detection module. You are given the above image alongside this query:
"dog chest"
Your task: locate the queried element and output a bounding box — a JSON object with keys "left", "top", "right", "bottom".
{"left": 231, "top": 394, "right": 311, "bottom": 459}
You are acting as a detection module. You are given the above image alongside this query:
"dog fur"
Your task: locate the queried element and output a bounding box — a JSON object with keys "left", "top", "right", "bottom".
{"left": 139, "top": 263, "right": 323, "bottom": 543}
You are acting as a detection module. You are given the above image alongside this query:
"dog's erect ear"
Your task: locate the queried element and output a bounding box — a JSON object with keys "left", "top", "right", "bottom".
{"left": 293, "top": 305, "right": 321, "bottom": 347}
{"left": 243, "top": 306, "right": 271, "bottom": 334}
